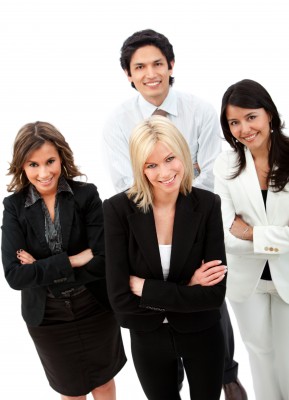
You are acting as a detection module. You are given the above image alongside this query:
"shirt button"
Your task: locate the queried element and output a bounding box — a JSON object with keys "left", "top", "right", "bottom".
{"left": 269, "top": 247, "right": 274, "bottom": 252}
{"left": 264, "top": 246, "right": 268, "bottom": 251}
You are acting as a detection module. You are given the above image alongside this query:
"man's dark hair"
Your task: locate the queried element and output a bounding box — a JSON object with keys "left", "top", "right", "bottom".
{"left": 120, "top": 29, "right": 175, "bottom": 88}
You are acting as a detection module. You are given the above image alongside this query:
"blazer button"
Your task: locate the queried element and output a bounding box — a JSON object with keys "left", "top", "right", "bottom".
{"left": 264, "top": 246, "right": 269, "bottom": 251}
{"left": 269, "top": 247, "right": 274, "bottom": 252}
{"left": 274, "top": 248, "right": 279, "bottom": 252}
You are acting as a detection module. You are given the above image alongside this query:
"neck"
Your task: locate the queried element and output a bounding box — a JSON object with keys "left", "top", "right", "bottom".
{"left": 145, "top": 87, "right": 170, "bottom": 107}
{"left": 153, "top": 191, "right": 179, "bottom": 210}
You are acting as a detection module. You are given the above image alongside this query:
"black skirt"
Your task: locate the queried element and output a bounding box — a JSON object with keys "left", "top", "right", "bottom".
{"left": 27, "top": 289, "right": 126, "bottom": 397}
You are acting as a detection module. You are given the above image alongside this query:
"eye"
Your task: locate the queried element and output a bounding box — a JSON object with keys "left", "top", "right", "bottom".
{"left": 47, "top": 159, "right": 55, "bottom": 165}
{"left": 248, "top": 115, "right": 256, "bottom": 121}
{"left": 166, "top": 156, "right": 175, "bottom": 162}
{"left": 229, "top": 121, "right": 238, "bottom": 127}
{"left": 155, "top": 62, "right": 163, "bottom": 66}
{"left": 135, "top": 65, "right": 143, "bottom": 70}
{"left": 146, "top": 164, "right": 157, "bottom": 169}
{"left": 28, "top": 162, "right": 38, "bottom": 168}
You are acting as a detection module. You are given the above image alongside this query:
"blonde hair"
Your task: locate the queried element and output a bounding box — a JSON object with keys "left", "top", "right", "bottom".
{"left": 127, "top": 116, "right": 194, "bottom": 212}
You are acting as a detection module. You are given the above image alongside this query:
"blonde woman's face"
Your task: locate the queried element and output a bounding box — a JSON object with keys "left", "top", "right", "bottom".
{"left": 143, "top": 141, "right": 184, "bottom": 197}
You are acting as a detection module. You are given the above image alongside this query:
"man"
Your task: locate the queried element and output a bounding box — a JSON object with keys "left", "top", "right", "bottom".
{"left": 103, "top": 29, "right": 247, "bottom": 400}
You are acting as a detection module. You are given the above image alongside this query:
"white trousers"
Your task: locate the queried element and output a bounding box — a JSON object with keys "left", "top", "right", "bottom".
{"left": 230, "top": 280, "right": 289, "bottom": 400}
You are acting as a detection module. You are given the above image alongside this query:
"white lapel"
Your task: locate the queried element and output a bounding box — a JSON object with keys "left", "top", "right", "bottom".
{"left": 237, "top": 148, "right": 268, "bottom": 224}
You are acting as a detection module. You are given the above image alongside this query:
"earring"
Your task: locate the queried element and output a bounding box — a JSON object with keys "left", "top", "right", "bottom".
{"left": 62, "top": 164, "right": 68, "bottom": 177}
{"left": 19, "top": 171, "right": 23, "bottom": 185}
{"left": 270, "top": 121, "right": 274, "bottom": 134}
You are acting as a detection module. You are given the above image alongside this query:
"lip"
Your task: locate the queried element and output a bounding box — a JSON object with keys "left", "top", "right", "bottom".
{"left": 144, "top": 81, "right": 161, "bottom": 87}
{"left": 242, "top": 132, "right": 258, "bottom": 141}
{"left": 160, "top": 175, "right": 176, "bottom": 185}
{"left": 37, "top": 177, "right": 53, "bottom": 185}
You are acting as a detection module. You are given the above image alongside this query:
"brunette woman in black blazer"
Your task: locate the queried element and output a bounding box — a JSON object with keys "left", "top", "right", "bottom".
{"left": 1, "top": 122, "right": 126, "bottom": 400}
{"left": 103, "top": 116, "right": 227, "bottom": 400}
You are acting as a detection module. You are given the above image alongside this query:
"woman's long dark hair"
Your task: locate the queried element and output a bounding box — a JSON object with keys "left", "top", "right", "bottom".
{"left": 220, "top": 79, "right": 289, "bottom": 191}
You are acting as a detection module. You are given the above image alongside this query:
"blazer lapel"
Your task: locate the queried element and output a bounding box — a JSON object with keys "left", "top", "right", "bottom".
{"left": 58, "top": 193, "right": 74, "bottom": 251}
{"left": 128, "top": 208, "right": 164, "bottom": 279}
{"left": 168, "top": 193, "right": 202, "bottom": 281}
{"left": 25, "top": 200, "right": 48, "bottom": 250}
{"left": 238, "top": 148, "right": 268, "bottom": 224}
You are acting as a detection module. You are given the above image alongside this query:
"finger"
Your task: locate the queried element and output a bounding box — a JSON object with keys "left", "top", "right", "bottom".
{"left": 202, "top": 275, "right": 226, "bottom": 286}
{"left": 202, "top": 265, "right": 227, "bottom": 277}
{"left": 200, "top": 260, "right": 224, "bottom": 271}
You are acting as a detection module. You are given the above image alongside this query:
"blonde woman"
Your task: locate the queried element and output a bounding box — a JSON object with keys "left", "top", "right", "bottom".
{"left": 103, "top": 116, "right": 227, "bottom": 400}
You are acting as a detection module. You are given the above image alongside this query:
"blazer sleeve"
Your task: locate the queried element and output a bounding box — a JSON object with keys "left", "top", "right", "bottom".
{"left": 1, "top": 196, "right": 74, "bottom": 290}
{"left": 213, "top": 152, "right": 287, "bottom": 259}
{"left": 103, "top": 198, "right": 159, "bottom": 316}
{"left": 214, "top": 152, "right": 260, "bottom": 257}
{"left": 140, "top": 194, "right": 227, "bottom": 313}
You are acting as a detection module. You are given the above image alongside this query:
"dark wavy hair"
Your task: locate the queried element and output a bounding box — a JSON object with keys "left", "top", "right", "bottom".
{"left": 220, "top": 79, "right": 289, "bottom": 191}
{"left": 7, "top": 121, "right": 85, "bottom": 192}
{"left": 120, "top": 29, "right": 175, "bottom": 89}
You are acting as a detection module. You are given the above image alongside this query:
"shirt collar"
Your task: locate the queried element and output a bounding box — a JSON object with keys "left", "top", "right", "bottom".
{"left": 25, "top": 176, "right": 74, "bottom": 208}
{"left": 138, "top": 87, "right": 178, "bottom": 119}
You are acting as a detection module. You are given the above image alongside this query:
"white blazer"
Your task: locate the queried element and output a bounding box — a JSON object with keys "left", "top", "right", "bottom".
{"left": 213, "top": 148, "right": 289, "bottom": 303}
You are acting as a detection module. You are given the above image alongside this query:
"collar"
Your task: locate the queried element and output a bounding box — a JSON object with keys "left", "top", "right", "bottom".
{"left": 25, "top": 176, "right": 74, "bottom": 208}
{"left": 138, "top": 87, "right": 178, "bottom": 119}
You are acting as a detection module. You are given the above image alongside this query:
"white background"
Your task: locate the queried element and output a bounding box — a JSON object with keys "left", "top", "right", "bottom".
{"left": 1, "top": 0, "right": 288, "bottom": 398}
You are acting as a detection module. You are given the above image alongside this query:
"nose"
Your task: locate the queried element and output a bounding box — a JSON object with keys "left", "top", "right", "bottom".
{"left": 158, "top": 163, "right": 170, "bottom": 179}
{"left": 38, "top": 165, "right": 50, "bottom": 178}
{"left": 146, "top": 65, "right": 156, "bottom": 78}
{"left": 240, "top": 120, "right": 251, "bottom": 134}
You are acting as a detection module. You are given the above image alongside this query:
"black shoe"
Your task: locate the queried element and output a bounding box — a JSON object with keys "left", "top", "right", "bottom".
{"left": 223, "top": 378, "right": 248, "bottom": 400}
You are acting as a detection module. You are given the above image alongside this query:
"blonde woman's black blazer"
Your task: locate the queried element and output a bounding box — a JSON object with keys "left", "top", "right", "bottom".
{"left": 1, "top": 180, "right": 109, "bottom": 326}
{"left": 103, "top": 187, "right": 227, "bottom": 333}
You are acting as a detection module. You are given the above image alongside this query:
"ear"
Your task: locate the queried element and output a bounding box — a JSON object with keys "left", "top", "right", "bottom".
{"left": 124, "top": 69, "right": 133, "bottom": 83}
{"left": 169, "top": 60, "right": 175, "bottom": 75}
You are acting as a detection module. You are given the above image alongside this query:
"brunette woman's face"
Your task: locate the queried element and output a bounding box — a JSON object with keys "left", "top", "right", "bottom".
{"left": 22, "top": 141, "right": 62, "bottom": 196}
{"left": 226, "top": 105, "right": 271, "bottom": 153}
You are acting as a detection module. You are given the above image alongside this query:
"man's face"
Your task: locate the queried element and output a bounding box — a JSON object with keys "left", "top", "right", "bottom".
{"left": 126, "top": 45, "right": 174, "bottom": 107}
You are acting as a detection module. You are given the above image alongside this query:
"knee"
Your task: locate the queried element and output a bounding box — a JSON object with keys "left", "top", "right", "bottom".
{"left": 92, "top": 379, "right": 115, "bottom": 395}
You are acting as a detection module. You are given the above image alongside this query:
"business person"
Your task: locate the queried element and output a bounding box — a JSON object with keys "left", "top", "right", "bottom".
{"left": 214, "top": 79, "right": 289, "bottom": 400}
{"left": 103, "top": 116, "right": 227, "bottom": 399}
{"left": 1, "top": 121, "right": 126, "bottom": 400}
{"left": 103, "top": 28, "right": 247, "bottom": 400}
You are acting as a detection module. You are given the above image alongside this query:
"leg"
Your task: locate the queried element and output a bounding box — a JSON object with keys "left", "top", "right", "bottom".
{"left": 271, "top": 285, "right": 289, "bottom": 399}
{"left": 220, "top": 301, "right": 238, "bottom": 383}
{"left": 130, "top": 326, "right": 181, "bottom": 400}
{"left": 60, "top": 396, "right": 86, "bottom": 400}
{"left": 182, "top": 322, "right": 225, "bottom": 400}
{"left": 230, "top": 280, "right": 280, "bottom": 400}
{"left": 221, "top": 301, "right": 248, "bottom": 399}
{"left": 91, "top": 379, "right": 116, "bottom": 400}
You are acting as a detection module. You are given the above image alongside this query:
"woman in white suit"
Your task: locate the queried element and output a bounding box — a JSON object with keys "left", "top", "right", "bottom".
{"left": 214, "top": 79, "right": 289, "bottom": 400}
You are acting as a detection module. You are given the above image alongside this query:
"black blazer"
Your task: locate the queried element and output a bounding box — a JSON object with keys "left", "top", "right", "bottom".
{"left": 103, "top": 187, "right": 227, "bottom": 333}
{"left": 1, "top": 180, "right": 109, "bottom": 326}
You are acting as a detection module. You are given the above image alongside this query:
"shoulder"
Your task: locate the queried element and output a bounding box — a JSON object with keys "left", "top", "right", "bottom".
{"left": 3, "top": 190, "right": 26, "bottom": 209}
{"left": 67, "top": 180, "right": 101, "bottom": 204}
{"left": 175, "top": 90, "right": 216, "bottom": 114}
{"left": 104, "top": 96, "right": 139, "bottom": 126}
{"left": 213, "top": 149, "right": 238, "bottom": 174}
{"left": 190, "top": 187, "right": 219, "bottom": 205}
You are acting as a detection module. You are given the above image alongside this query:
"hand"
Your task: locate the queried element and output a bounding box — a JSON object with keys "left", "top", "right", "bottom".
{"left": 69, "top": 248, "right": 93, "bottom": 268}
{"left": 230, "top": 215, "right": 253, "bottom": 241}
{"left": 16, "top": 249, "right": 36, "bottom": 264}
{"left": 129, "top": 275, "right": 145, "bottom": 297}
{"left": 188, "top": 260, "right": 227, "bottom": 286}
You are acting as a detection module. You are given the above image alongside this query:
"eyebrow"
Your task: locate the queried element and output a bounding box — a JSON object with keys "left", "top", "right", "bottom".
{"left": 132, "top": 58, "right": 164, "bottom": 67}
{"left": 144, "top": 152, "right": 174, "bottom": 164}
{"left": 227, "top": 111, "right": 257, "bottom": 122}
